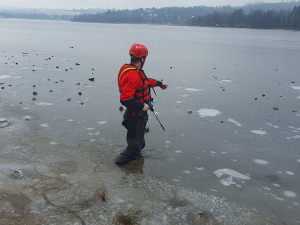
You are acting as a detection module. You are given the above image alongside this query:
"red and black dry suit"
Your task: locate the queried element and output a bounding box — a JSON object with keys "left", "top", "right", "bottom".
{"left": 115, "top": 64, "right": 162, "bottom": 165}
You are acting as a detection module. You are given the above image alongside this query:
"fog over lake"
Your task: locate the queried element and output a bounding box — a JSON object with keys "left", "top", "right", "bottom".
{"left": 0, "top": 19, "right": 300, "bottom": 224}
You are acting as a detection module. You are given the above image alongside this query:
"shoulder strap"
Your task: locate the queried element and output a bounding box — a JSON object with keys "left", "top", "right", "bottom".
{"left": 118, "top": 67, "right": 140, "bottom": 81}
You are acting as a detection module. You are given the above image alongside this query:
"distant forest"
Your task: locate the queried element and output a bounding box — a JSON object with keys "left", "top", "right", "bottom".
{"left": 1, "top": 2, "right": 300, "bottom": 30}
{"left": 189, "top": 6, "right": 300, "bottom": 29}
{"left": 72, "top": 5, "right": 300, "bottom": 30}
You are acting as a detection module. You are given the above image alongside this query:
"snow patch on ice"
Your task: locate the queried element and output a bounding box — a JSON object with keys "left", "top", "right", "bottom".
{"left": 195, "top": 167, "right": 205, "bottom": 171}
{"left": 220, "top": 80, "right": 232, "bottom": 83}
{"left": 251, "top": 130, "right": 267, "bottom": 135}
{"left": 254, "top": 159, "right": 269, "bottom": 165}
{"left": 198, "top": 108, "right": 221, "bottom": 117}
{"left": 228, "top": 118, "right": 242, "bottom": 127}
{"left": 97, "top": 121, "right": 107, "bottom": 125}
{"left": 290, "top": 86, "right": 300, "bottom": 90}
{"left": 184, "top": 88, "right": 202, "bottom": 92}
{"left": 283, "top": 191, "right": 297, "bottom": 198}
{"left": 213, "top": 168, "right": 250, "bottom": 186}
{"left": 180, "top": 94, "right": 190, "bottom": 97}
{"left": 286, "top": 171, "right": 295, "bottom": 175}
{"left": 34, "top": 102, "right": 53, "bottom": 106}
{"left": 0, "top": 75, "right": 11, "bottom": 79}
{"left": 40, "top": 124, "right": 49, "bottom": 128}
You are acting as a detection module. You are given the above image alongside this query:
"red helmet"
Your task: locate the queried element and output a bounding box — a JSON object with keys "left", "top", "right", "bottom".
{"left": 129, "top": 43, "right": 148, "bottom": 58}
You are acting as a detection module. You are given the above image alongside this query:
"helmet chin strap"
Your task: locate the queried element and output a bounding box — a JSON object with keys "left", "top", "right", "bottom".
{"left": 139, "top": 57, "right": 145, "bottom": 68}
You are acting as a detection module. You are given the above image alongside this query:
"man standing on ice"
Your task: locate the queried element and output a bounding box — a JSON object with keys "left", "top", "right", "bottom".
{"left": 115, "top": 43, "right": 168, "bottom": 166}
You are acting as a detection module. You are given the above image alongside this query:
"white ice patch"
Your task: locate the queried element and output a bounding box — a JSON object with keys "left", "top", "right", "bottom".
{"left": 183, "top": 170, "right": 191, "bottom": 174}
{"left": 290, "top": 86, "right": 300, "bottom": 90}
{"left": 275, "top": 197, "right": 285, "bottom": 201}
{"left": 40, "top": 124, "right": 49, "bottom": 128}
{"left": 286, "top": 171, "right": 295, "bottom": 175}
{"left": 97, "top": 121, "right": 107, "bottom": 125}
{"left": 67, "top": 119, "right": 74, "bottom": 122}
{"left": 213, "top": 168, "right": 250, "bottom": 187}
{"left": 50, "top": 141, "right": 58, "bottom": 145}
{"left": 184, "top": 88, "right": 202, "bottom": 92}
{"left": 34, "top": 102, "right": 53, "bottom": 106}
{"left": 254, "top": 159, "right": 269, "bottom": 165}
{"left": 283, "top": 191, "right": 297, "bottom": 198}
{"left": 165, "top": 140, "right": 171, "bottom": 144}
{"left": 220, "top": 176, "right": 236, "bottom": 186}
{"left": 175, "top": 150, "right": 182, "bottom": 153}
{"left": 219, "top": 80, "right": 232, "bottom": 83}
{"left": 180, "top": 94, "right": 190, "bottom": 97}
{"left": 176, "top": 101, "right": 182, "bottom": 104}
{"left": 266, "top": 123, "right": 279, "bottom": 128}
{"left": 86, "top": 128, "right": 95, "bottom": 131}
{"left": 251, "top": 130, "right": 267, "bottom": 135}
{"left": 198, "top": 108, "right": 221, "bottom": 117}
{"left": 195, "top": 167, "right": 205, "bottom": 171}
{"left": 297, "top": 159, "right": 300, "bottom": 163}
{"left": 0, "top": 75, "right": 11, "bottom": 79}
{"left": 297, "top": 96, "right": 300, "bottom": 100}
{"left": 228, "top": 118, "right": 242, "bottom": 127}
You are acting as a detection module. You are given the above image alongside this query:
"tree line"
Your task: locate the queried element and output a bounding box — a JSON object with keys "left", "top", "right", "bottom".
{"left": 72, "top": 5, "right": 300, "bottom": 30}
{"left": 71, "top": 6, "right": 235, "bottom": 25}
{"left": 189, "top": 6, "right": 300, "bottom": 30}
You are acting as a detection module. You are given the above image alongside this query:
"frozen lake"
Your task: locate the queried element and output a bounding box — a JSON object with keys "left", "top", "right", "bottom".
{"left": 1, "top": 19, "right": 300, "bottom": 224}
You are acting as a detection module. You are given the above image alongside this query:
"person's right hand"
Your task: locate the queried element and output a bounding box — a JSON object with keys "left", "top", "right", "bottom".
{"left": 142, "top": 103, "right": 149, "bottom": 112}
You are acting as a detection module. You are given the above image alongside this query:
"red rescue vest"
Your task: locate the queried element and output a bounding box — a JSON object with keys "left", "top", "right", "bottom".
{"left": 118, "top": 65, "right": 152, "bottom": 103}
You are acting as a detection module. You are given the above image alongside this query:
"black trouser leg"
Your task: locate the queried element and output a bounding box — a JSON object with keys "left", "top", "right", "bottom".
{"left": 115, "top": 109, "right": 148, "bottom": 166}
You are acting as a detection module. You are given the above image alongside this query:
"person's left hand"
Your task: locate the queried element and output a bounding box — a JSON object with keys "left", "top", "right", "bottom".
{"left": 160, "top": 82, "right": 168, "bottom": 90}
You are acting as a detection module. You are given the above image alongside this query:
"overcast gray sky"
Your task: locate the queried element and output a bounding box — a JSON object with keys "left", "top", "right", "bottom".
{"left": 0, "top": 0, "right": 295, "bottom": 9}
